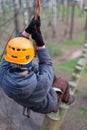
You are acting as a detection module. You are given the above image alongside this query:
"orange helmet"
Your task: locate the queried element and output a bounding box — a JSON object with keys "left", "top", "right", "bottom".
{"left": 5, "top": 37, "right": 35, "bottom": 65}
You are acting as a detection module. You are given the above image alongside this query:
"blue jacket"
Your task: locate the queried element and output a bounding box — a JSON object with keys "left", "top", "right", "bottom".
{"left": 0, "top": 47, "right": 58, "bottom": 114}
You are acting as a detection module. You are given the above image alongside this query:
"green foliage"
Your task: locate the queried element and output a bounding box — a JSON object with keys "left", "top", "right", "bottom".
{"left": 54, "top": 59, "right": 78, "bottom": 73}
{"left": 46, "top": 43, "right": 62, "bottom": 58}
{"left": 57, "top": 5, "right": 82, "bottom": 17}
{"left": 54, "top": 58, "right": 87, "bottom": 76}
{"left": 0, "top": 21, "right": 4, "bottom": 27}
{"left": 65, "top": 36, "right": 84, "bottom": 47}
{"left": 79, "top": 106, "right": 87, "bottom": 115}
{"left": 73, "top": 6, "right": 81, "bottom": 16}
{"left": 82, "top": 65, "right": 87, "bottom": 77}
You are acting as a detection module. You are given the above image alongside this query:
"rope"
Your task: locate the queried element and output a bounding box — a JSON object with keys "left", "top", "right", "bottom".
{"left": 35, "top": 0, "right": 41, "bottom": 20}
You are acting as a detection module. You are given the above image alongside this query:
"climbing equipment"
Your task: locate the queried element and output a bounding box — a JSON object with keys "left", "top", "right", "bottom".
{"left": 34, "top": 0, "right": 42, "bottom": 32}
{"left": 35, "top": 0, "right": 41, "bottom": 20}
{"left": 5, "top": 37, "right": 35, "bottom": 65}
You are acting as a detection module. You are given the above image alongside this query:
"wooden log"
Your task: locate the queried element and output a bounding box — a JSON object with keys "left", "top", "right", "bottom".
{"left": 84, "top": 43, "right": 87, "bottom": 48}
{"left": 41, "top": 42, "right": 87, "bottom": 130}
{"left": 72, "top": 73, "right": 80, "bottom": 79}
{"left": 40, "top": 104, "right": 69, "bottom": 130}
{"left": 81, "top": 53, "right": 87, "bottom": 58}
{"left": 77, "top": 58, "right": 85, "bottom": 66}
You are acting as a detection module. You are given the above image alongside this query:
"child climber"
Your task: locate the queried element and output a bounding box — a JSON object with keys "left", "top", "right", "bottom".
{"left": 0, "top": 16, "right": 75, "bottom": 115}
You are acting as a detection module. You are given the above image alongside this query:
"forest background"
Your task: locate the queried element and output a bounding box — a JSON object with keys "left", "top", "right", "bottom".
{"left": 0, "top": 0, "right": 87, "bottom": 130}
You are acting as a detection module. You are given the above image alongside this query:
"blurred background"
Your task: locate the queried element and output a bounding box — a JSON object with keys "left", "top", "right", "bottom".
{"left": 0, "top": 0, "right": 87, "bottom": 130}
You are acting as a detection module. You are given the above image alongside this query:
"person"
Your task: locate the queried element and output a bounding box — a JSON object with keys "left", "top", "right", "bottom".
{"left": 0, "top": 16, "right": 75, "bottom": 115}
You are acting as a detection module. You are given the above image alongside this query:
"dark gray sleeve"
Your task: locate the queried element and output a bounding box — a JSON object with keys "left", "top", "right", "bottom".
{"left": 16, "top": 32, "right": 29, "bottom": 39}
{"left": 32, "top": 64, "right": 39, "bottom": 74}
{"left": 37, "top": 48, "right": 54, "bottom": 85}
{"left": 1, "top": 59, "right": 11, "bottom": 70}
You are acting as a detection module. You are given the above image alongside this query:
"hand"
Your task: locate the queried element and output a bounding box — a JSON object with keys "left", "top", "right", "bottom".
{"left": 25, "top": 16, "right": 41, "bottom": 34}
{"left": 32, "top": 31, "right": 45, "bottom": 47}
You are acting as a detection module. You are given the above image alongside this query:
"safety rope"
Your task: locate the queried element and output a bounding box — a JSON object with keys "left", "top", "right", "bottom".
{"left": 35, "top": 0, "right": 41, "bottom": 20}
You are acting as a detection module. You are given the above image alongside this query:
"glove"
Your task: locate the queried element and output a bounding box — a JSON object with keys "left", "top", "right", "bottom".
{"left": 25, "top": 16, "right": 41, "bottom": 34}
{"left": 32, "top": 31, "right": 45, "bottom": 47}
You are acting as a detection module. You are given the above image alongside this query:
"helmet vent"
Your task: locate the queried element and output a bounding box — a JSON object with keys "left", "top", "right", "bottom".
{"left": 17, "top": 49, "right": 21, "bottom": 51}
{"left": 22, "top": 49, "right": 26, "bottom": 51}
{"left": 12, "top": 47, "right": 15, "bottom": 50}
{"left": 12, "top": 55, "right": 18, "bottom": 58}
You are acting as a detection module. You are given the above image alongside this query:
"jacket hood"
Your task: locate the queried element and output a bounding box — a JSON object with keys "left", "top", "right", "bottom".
{"left": 2, "top": 70, "right": 37, "bottom": 98}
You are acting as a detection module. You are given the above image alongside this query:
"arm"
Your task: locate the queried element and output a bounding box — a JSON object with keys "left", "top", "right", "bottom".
{"left": 0, "top": 59, "right": 11, "bottom": 70}
{"left": 18, "top": 16, "right": 54, "bottom": 82}
{"left": 31, "top": 21, "right": 54, "bottom": 84}
{"left": 37, "top": 47, "right": 54, "bottom": 84}
{"left": 22, "top": 31, "right": 30, "bottom": 38}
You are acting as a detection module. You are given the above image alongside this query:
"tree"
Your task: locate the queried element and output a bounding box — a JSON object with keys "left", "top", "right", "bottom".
{"left": 12, "top": 0, "right": 19, "bottom": 35}
{"left": 0, "top": 0, "right": 6, "bottom": 21}
{"left": 48, "top": 0, "right": 57, "bottom": 37}
{"left": 22, "top": 0, "right": 29, "bottom": 27}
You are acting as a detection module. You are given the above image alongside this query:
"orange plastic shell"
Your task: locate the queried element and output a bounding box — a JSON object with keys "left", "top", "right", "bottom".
{"left": 5, "top": 37, "right": 35, "bottom": 65}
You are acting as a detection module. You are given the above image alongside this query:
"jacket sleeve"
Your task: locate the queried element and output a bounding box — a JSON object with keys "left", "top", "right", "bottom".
{"left": 16, "top": 32, "right": 29, "bottom": 39}
{"left": 17, "top": 32, "right": 54, "bottom": 84}
{"left": 0, "top": 59, "right": 11, "bottom": 85}
{"left": 1, "top": 59, "right": 11, "bottom": 70}
{"left": 37, "top": 48, "right": 54, "bottom": 85}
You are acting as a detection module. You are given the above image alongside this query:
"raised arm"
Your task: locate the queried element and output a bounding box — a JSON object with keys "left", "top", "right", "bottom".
{"left": 31, "top": 17, "right": 54, "bottom": 84}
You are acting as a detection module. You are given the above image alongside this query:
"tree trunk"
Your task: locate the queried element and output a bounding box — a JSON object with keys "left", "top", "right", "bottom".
{"left": 69, "top": 1, "right": 76, "bottom": 40}
{"left": 79, "top": 0, "right": 84, "bottom": 16}
{"left": 48, "top": 0, "right": 57, "bottom": 37}
{"left": 61, "top": 0, "right": 65, "bottom": 21}
{"left": 1, "top": 0, "right": 6, "bottom": 21}
{"left": 64, "top": 0, "right": 70, "bottom": 35}
{"left": 12, "top": 0, "right": 19, "bottom": 35}
{"left": 22, "top": 0, "right": 29, "bottom": 27}
{"left": 57, "top": 0, "right": 61, "bottom": 18}
{"left": 85, "top": 12, "right": 87, "bottom": 42}
{"left": 27, "top": 0, "right": 36, "bottom": 21}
